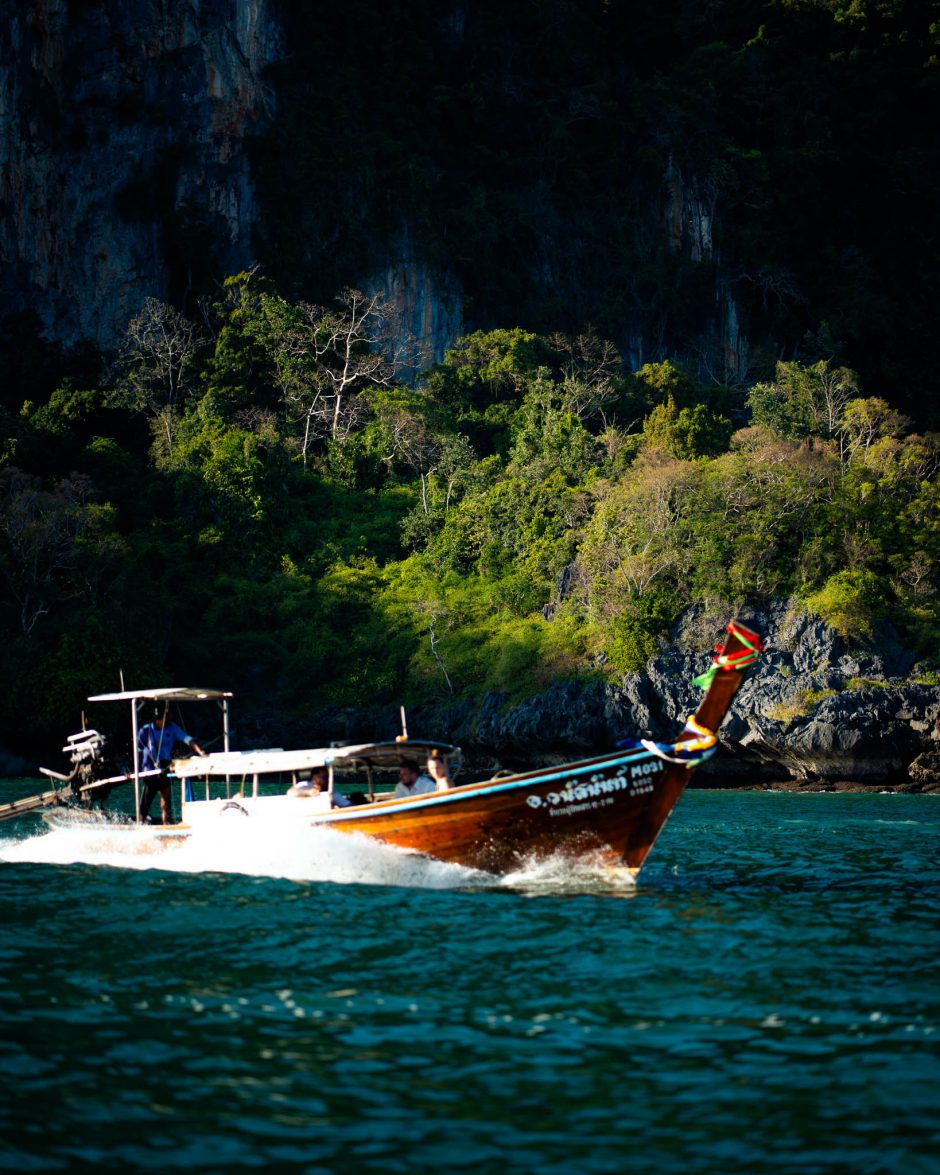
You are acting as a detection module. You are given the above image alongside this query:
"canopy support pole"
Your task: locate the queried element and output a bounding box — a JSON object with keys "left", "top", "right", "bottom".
{"left": 131, "top": 699, "right": 141, "bottom": 824}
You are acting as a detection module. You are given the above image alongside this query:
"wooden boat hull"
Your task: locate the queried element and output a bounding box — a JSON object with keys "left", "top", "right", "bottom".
{"left": 305, "top": 619, "right": 762, "bottom": 874}
{"left": 36, "top": 749, "right": 687, "bottom": 874}
{"left": 310, "top": 748, "right": 693, "bottom": 874}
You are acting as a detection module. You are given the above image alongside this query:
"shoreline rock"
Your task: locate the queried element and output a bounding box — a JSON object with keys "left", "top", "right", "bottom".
{"left": 284, "top": 600, "right": 940, "bottom": 788}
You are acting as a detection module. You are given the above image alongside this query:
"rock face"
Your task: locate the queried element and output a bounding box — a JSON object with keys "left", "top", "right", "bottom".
{"left": 367, "top": 247, "right": 465, "bottom": 370}
{"left": 291, "top": 601, "right": 940, "bottom": 788}
{"left": 0, "top": 0, "right": 466, "bottom": 365}
{"left": 1, "top": 0, "right": 282, "bottom": 346}
{"left": 699, "top": 603, "right": 939, "bottom": 786}
{"left": 2, "top": 1, "right": 749, "bottom": 383}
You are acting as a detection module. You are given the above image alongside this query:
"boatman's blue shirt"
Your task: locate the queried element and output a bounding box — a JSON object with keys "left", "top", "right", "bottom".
{"left": 138, "top": 721, "right": 194, "bottom": 770}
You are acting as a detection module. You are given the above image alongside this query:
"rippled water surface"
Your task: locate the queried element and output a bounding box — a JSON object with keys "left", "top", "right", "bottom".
{"left": 1, "top": 786, "right": 938, "bottom": 1173}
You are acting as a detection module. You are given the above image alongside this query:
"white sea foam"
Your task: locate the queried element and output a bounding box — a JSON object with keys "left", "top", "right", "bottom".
{"left": 0, "top": 820, "right": 491, "bottom": 890}
{"left": 0, "top": 819, "right": 638, "bottom": 894}
{"left": 500, "top": 850, "right": 638, "bottom": 896}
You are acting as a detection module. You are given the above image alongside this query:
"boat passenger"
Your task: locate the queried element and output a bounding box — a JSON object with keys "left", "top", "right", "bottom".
{"left": 138, "top": 706, "right": 206, "bottom": 825}
{"left": 287, "top": 767, "right": 328, "bottom": 797}
{"left": 426, "top": 749, "right": 452, "bottom": 791}
{"left": 287, "top": 767, "right": 351, "bottom": 808}
{"left": 394, "top": 758, "right": 436, "bottom": 798}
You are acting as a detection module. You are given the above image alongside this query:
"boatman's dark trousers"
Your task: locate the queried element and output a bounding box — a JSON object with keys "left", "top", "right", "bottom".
{"left": 140, "top": 769, "right": 173, "bottom": 825}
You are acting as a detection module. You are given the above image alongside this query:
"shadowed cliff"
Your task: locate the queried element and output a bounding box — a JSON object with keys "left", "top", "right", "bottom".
{"left": 3, "top": 0, "right": 939, "bottom": 417}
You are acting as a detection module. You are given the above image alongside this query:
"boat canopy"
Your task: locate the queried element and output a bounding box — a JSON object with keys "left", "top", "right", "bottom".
{"left": 87, "top": 687, "right": 233, "bottom": 703}
{"left": 172, "top": 739, "right": 459, "bottom": 778}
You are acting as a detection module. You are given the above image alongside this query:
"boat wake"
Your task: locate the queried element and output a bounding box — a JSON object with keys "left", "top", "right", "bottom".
{"left": 0, "top": 821, "right": 494, "bottom": 890}
{"left": 0, "top": 821, "right": 636, "bottom": 894}
{"left": 500, "top": 852, "right": 638, "bottom": 897}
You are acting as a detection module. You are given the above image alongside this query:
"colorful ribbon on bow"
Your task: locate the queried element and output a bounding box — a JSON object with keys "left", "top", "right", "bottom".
{"left": 615, "top": 620, "right": 763, "bottom": 767}
{"left": 692, "top": 620, "right": 764, "bottom": 691}
{"left": 617, "top": 714, "right": 718, "bottom": 768}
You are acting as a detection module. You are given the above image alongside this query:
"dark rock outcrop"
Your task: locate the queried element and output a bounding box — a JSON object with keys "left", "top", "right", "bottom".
{"left": 3, "top": 1, "right": 754, "bottom": 380}
{"left": 0, "top": 1, "right": 465, "bottom": 364}
{"left": 907, "top": 751, "right": 940, "bottom": 792}
{"left": 282, "top": 600, "right": 939, "bottom": 789}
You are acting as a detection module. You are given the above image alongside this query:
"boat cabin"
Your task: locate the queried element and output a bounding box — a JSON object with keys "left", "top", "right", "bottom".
{"left": 81, "top": 685, "right": 459, "bottom": 823}
{"left": 173, "top": 739, "right": 462, "bottom": 815}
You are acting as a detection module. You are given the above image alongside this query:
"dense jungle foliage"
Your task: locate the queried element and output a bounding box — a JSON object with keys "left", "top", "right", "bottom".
{"left": 1, "top": 273, "right": 938, "bottom": 754}
{"left": 3, "top": 0, "right": 940, "bottom": 754}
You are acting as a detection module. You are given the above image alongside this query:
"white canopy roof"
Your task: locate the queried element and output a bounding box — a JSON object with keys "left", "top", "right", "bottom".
{"left": 88, "top": 687, "right": 233, "bottom": 703}
{"left": 172, "top": 739, "right": 459, "bottom": 778}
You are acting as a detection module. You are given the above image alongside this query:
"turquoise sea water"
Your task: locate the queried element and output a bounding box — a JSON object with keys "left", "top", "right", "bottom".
{"left": 1, "top": 785, "right": 938, "bottom": 1174}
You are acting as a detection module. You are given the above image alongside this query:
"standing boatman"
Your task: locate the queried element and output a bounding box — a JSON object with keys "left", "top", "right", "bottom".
{"left": 138, "top": 705, "right": 207, "bottom": 824}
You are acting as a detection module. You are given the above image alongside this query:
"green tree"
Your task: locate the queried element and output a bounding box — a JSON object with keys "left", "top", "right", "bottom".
{"left": 632, "top": 360, "right": 702, "bottom": 410}
{"left": 805, "top": 570, "right": 887, "bottom": 641}
{"left": 839, "top": 396, "right": 910, "bottom": 461}
{"left": 507, "top": 369, "right": 598, "bottom": 481}
{"left": 367, "top": 387, "right": 455, "bottom": 513}
{"left": 421, "top": 328, "right": 556, "bottom": 454}
{"left": 201, "top": 270, "right": 281, "bottom": 421}
{"left": 747, "top": 360, "right": 858, "bottom": 442}
{"left": 576, "top": 455, "right": 700, "bottom": 620}
{"left": 692, "top": 432, "right": 839, "bottom": 598}
{"left": 641, "top": 395, "right": 733, "bottom": 459}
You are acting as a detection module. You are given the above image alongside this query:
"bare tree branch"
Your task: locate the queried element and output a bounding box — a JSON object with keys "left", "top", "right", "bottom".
{"left": 108, "top": 298, "right": 205, "bottom": 457}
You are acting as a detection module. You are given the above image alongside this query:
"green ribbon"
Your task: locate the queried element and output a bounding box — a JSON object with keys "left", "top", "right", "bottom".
{"left": 692, "top": 664, "right": 719, "bottom": 690}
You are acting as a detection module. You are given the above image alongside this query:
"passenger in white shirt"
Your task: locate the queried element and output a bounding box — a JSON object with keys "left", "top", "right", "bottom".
{"left": 394, "top": 758, "right": 436, "bottom": 798}
{"left": 288, "top": 767, "right": 350, "bottom": 807}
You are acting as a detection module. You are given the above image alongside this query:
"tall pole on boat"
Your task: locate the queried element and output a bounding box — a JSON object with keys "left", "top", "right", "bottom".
{"left": 222, "top": 697, "right": 231, "bottom": 791}
{"left": 130, "top": 698, "right": 140, "bottom": 823}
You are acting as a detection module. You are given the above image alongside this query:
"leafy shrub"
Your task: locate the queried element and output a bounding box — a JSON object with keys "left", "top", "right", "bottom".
{"left": 767, "top": 687, "right": 839, "bottom": 724}
{"left": 641, "top": 395, "right": 733, "bottom": 460}
{"left": 604, "top": 614, "right": 662, "bottom": 673}
{"left": 843, "top": 677, "right": 891, "bottom": 692}
{"left": 804, "top": 570, "right": 887, "bottom": 641}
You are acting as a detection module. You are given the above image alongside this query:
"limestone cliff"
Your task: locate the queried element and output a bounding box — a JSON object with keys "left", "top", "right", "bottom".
{"left": 0, "top": 0, "right": 465, "bottom": 366}
{"left": 367, "top": 243, "right": 465, "bottom": 369}
{"left": 0, "top": 0, "right": 281, "bottom": 345}
{"left": 1, "top": 1, "right": 745, "bottom": 379}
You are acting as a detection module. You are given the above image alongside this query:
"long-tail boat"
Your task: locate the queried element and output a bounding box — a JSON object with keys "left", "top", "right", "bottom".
{"left": 1, "top": 620, "right": 763, "bottom": 878}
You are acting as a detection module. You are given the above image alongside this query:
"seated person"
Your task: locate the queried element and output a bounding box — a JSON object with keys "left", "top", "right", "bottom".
{"left": 287, "top": 767, "right": 328, "bottom": 798}
{"left": 287, "top": 767, "right": 351, "bottom": 807}
{"left": 426, "top": 748, "right": 453, "bottom": 791}
{"left": 331, "top": 784, "right": 352, "bottom": 809}
{"left": 394, "top": 758, "right": 436, "bottom": 798}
